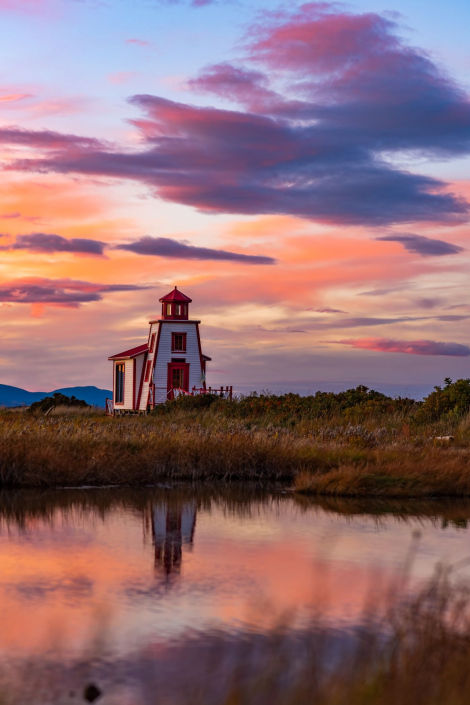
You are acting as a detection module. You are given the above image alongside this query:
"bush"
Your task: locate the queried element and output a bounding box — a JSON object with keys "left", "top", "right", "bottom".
{"left": 29, "top": 393, "right": 89, "bottom": 413}
{"left": 223, "top": 386, "right": 416, "bottom": 422}
{"left": 152, "top": 393, "right": 220, "bottom": 414}
{"left": 417, "top": 378, "right": 470, "bottom": 422}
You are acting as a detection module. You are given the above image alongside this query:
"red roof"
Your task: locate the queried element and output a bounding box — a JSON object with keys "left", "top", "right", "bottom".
{"left": 108, "top": 343, "right": 148, "bottom": 360}
{"left": 159, "top": 286, "right": 192, "bottom": 303}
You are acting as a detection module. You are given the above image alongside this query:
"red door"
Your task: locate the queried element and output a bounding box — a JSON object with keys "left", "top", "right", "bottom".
{"left": 167, "top": 363, "right": 189, "bottom": 399}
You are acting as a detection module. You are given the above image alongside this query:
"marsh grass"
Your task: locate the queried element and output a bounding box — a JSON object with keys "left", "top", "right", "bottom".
{"left": 0, "top": 402, "right": 469, "bottom": 494}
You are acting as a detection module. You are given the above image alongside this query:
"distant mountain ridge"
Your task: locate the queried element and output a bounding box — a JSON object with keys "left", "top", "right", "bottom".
{"left": 0, "top": 384, "right": 111, "bottom": 408}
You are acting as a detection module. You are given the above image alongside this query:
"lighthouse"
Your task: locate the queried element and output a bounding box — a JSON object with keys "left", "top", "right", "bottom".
{"left": 107, "top": 286, "right": 225, "bottom": 415}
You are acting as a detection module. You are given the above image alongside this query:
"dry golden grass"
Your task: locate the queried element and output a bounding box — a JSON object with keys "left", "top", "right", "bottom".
{"left": 0, "top": 406, "right": 469, "bottom": 494}
{"left": 295, "top": 448, "right": 470, "bottom": 497}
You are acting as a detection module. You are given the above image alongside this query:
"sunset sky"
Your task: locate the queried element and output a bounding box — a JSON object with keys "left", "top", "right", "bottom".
{"left": 1, "top": 0, "right": 469, "bottom": 396}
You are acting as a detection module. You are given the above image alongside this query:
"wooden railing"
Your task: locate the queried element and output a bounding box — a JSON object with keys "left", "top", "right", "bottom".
{"left": 148, "top": 384, "right": 233, "bottom": 408}
{"left": 192, "top": 386, "right": 233, "bottom": 400}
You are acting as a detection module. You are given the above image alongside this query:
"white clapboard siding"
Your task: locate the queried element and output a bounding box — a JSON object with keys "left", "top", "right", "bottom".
{"left": 134, "top": 352, "right": 146, "bottom": 408}
{"left": 153, "top": 321, "right": 203, "bottom": 392}
{"left": 138, "top": 320, "right": 205, "bottom": 410}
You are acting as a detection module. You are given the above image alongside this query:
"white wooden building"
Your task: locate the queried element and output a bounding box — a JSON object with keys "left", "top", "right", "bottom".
{"left": 107, "top": 287, "right": 231, "bottom": 415}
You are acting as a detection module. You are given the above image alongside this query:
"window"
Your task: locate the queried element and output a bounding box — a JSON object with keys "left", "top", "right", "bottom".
{"left": 149, "top": 333, "right": 156, "bottom": 353}
{"left": 172, "top": 333, "right": 186, "bottom": 352}
{"left": 115, "top": 363, "right": 125, "bottom": 404}
{"left": 144, "top": 360, "right": 152, "bottom": 382}
{"left": 166, "top": 304, "right": 172, "bottom": 316}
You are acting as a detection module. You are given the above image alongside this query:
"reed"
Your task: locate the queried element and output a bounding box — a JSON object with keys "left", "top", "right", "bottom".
{"left": 0, "top": 402, "right": 469, "bottom": 493}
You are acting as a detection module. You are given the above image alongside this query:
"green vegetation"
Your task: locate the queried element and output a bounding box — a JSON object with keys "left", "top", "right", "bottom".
{"left": 0, "top": 378, "right": 468, "bottom": 493}
{"left": 415, "top": 377, "right": 470, "bottom": 422}
{"left": 29, "top": 392, "right": 89, "bottom": 414}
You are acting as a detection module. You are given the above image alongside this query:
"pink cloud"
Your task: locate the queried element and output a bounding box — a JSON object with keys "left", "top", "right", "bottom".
{"left": 336, "top": 337, "right": 470, "bottom": 357}
{"left": 126, "top": 39, "right": 151, "bottom": 47}
{"left": 0, "top": 0, "right": 55, "bottom": 14}
{"left": 0, "top": 93, "right": 33, "bottom": 103}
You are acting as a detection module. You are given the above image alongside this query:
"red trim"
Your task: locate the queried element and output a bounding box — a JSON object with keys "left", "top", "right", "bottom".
{"left": 159, "top": 287, "right": 192, "bottom": 303}
{"left": 149, "top": 319, "right": 200, "bottom": 324}
{"left": 109, "top": 343, "right": 148, "bottom": 360}
{"left": 167, "top": 362, "right": 190, "bottom": 399}
{"left": 144, "top": 359, "right": 152, "bottom": 382}
{"left": 115, "top": 362, "right": 125, "bottom": 406}
{"left": 133, "top": 358, "right": 136, "bottom": 409}
{"left": 162, "top": 302, "right": 189, "bottom": 320}
{"left": 195, "top": 324, "right": 206, "bottom": 390}
{"left": 149, "top": 333, "right": 156, "bottom": 353}
{"left": 136, "top": 351, "right": 148, "bottom": 409}
{"left": 172, "top": 332, "right": 187, "bottom": 353}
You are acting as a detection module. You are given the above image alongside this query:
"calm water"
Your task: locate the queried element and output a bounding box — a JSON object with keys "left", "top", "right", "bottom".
{"left": 1, "top": 486, "right": 470, "bottom": 699}
{"left": 0, "top": 486, "right": 470, "bottom": 705}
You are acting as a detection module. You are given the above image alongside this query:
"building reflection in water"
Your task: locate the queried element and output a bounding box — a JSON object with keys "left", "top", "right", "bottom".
{"left": 148, "top": 500, "right": 197, "bottom": 580}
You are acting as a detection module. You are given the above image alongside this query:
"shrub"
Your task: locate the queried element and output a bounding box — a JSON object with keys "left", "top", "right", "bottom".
{"left": 152, "top": 393, "right": 220, "bottom": 414}
{"left": 29, "top": 393, "right": 89, "bottom": 413}
{"left": 416, "top": 378, "right": 470, "bottom": 422}
{"left": 223, "top": 386, "right": 416, "bottom": 422}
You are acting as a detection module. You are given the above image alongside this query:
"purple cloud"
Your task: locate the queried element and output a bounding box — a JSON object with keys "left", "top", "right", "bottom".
{"left": 0, "top": 278, "right": 149, "bottom": 307}
{"left": 5, "top": 232, "right": 106, "bottom": 256}
{"left": 115, "top": 236, "right": 275, "bottom": 264}
{"left": 1, "top": 6, "right": 470, "bottom": 227}
{"left": 0, "top": 212, "right": 41, "bottom": 222}
{"left": 0, "top": 126, "right": 106, "bottom": 150}
{"left": 310, "top": 307, "right": 348, "bottom": 314}
{"left": 377, "top": 233, "right": 465, "bottom": 256}
{"left": 336, "top": 338, "right": 470, "bottom": 357}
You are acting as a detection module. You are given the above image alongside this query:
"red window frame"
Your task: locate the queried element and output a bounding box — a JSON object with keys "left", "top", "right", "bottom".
{"left": 115, "top": 362, "right": 125, "bottom": 405}
{"left": 144, "top": 360, "right": 152, "bottom": 382}
{"left": 149, "top": 332, "right": 156, "bottom": 353}
{"left": 172, "top": 332, "right": 187, "bottom": 353}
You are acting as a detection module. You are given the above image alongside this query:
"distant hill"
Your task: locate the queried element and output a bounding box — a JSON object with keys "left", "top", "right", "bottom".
{"left": 0, "top": 384, "right": 111, "bottom": 408}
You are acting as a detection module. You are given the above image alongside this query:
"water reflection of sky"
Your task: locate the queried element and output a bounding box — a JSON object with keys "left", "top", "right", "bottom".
{"left": 0, "top": 490, "right": 469, "bottom": 659}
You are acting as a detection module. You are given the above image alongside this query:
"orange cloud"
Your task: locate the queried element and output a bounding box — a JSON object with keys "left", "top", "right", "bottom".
{"left": 0, "top": 93, "right": 33, "bottom": 103}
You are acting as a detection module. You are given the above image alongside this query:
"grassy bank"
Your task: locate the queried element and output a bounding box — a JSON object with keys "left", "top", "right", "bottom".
{"left": 0, "top": 380, "right": 469, "bottom": 493}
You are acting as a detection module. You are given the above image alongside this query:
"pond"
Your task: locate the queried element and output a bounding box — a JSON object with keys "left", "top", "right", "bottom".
{"left": 0, "top": 486, "right": 469, "bottom": 701}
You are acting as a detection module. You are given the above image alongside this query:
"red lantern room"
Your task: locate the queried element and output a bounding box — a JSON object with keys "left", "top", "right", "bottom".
{"left": 159, "top": 286, "right": 192, "bottom": 320}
